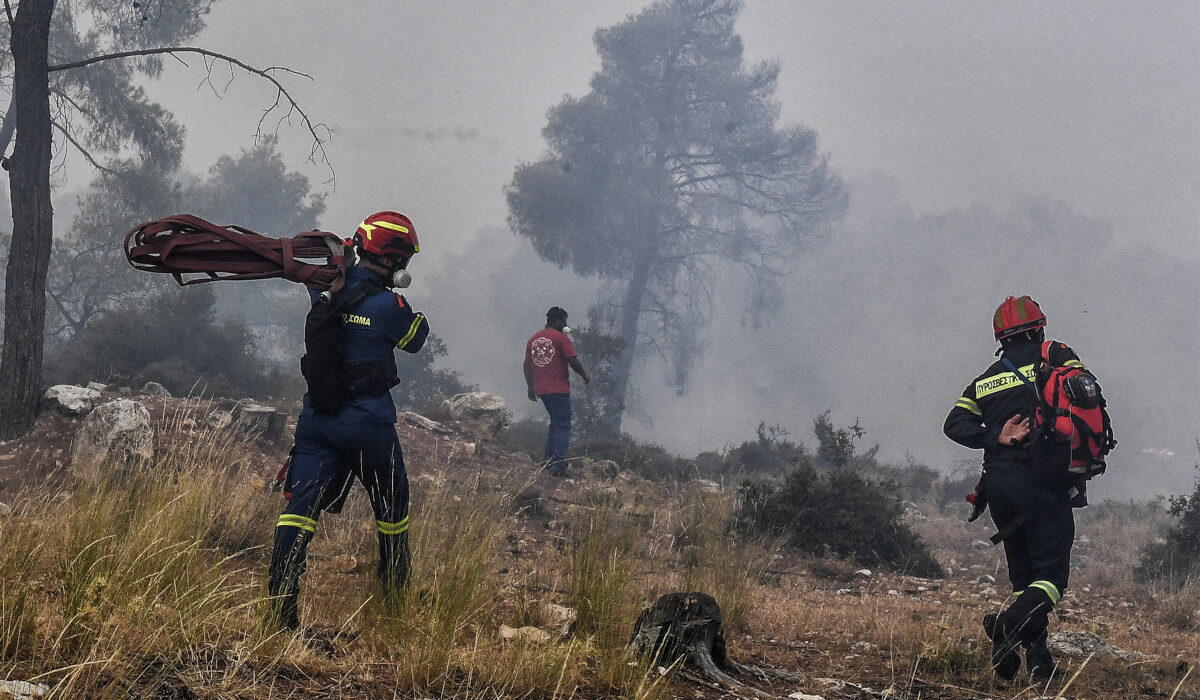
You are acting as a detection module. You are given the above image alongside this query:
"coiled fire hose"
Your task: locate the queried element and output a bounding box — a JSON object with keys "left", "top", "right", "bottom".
{"left": 123, "top": 214, "right": 351, "bottom": 292}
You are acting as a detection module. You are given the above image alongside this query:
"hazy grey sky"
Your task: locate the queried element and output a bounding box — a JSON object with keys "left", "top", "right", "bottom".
{"left": 121, "top": 1, "right": 1200, "bottom": 497}
{"left": 149, "top": 1, "right": 1198, "bottom": 259}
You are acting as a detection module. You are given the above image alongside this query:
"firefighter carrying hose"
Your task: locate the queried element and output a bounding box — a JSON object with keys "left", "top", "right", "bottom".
{"left": 267, "top": 211, "right": 429, "bottom": 631}
{"left": 944, "top": 295, "right": 1093, "bottom": 681}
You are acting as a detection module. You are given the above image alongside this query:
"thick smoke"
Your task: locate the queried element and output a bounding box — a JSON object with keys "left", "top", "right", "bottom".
{"left": 421, "top": 175, "right": 1198, "bottom": 501}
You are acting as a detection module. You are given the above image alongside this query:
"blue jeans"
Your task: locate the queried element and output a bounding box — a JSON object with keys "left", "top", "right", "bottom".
{"left": 540, "top": 393, "right": 572, "bottom": 475}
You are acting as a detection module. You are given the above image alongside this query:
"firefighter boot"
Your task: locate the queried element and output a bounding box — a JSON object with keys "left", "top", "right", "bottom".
{"left": 1025, "top": 631, "right": 1060, "bottom": 681}
{"left": 983, "top": 613, "right": 1021, "bottom": 680}
{"left": 268, "top": 590, "right": 301, "bottom": 631}
{"left": 379, "top": 530, "right": 412, "bottom": 598}
{"left": 268, "top": 525, "right": 312, "bottom": 631}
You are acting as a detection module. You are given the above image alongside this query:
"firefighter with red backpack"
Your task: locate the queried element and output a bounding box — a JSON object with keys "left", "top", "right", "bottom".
{"left": 944, "top": 295, "right": 1113, "bottom": 681}
{"left": 268, "top": 211, "right": 429, "bottom": 631}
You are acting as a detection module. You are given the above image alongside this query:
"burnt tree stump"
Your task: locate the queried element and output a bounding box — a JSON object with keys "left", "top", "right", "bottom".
{"left": 628, "top": 592, "right": 802, "bottom": 699}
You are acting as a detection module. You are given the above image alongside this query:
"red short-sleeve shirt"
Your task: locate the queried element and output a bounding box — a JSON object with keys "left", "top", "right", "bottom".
{"left": 526, "top": 328, "right": 576, "bottom": 395}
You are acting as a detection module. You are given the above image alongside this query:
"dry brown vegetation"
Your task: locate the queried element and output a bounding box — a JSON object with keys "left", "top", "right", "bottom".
{"left": 0, "top": 394, "right": 1196, "bottom": 699}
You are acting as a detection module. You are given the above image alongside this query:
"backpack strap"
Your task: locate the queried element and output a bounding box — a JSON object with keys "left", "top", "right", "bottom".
{"left": 326, "top": 278, "right": 385, "bottom": 312}
{"left": 1000, "top": 355, "right": 1037, "bottom": 394}
{"left": 1040, "top": 340, "right": 1057, "bottom": 368}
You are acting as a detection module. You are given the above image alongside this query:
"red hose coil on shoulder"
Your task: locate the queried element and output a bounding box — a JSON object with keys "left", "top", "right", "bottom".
{"left": 123, "top": 214, "right": 350, "bottom": 292}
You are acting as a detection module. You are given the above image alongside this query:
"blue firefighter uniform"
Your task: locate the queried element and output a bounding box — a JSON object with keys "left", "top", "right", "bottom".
{"left": 268, "top": 265, "right": 429, "bottom": 628}
{"left": 944, "top": 337, "right": 1088, "bottom": 678}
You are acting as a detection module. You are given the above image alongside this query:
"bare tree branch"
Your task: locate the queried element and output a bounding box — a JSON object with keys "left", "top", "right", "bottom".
{"left": 50, "top": 118, "right": 118, "bottom": 176}
{"left": 49, "top": 85, "right": 100, "bottom": 124}
{"left": 48, "top": 46, "right": 334, "bottom": 179}
{"left": 45, "top": 287, "right": 82, "bottom": 337}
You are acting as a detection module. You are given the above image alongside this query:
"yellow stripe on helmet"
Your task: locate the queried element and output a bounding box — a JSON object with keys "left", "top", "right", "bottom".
{"left": 372, "top": 220, "right": 410, "bottom": 234}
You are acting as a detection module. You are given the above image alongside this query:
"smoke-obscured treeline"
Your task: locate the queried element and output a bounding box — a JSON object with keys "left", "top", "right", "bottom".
{"left": 422, "top": 173, "right": 1199, "bottom": 501}
{"left": 0, "top": 0, "right": 1194, "bottom": 504}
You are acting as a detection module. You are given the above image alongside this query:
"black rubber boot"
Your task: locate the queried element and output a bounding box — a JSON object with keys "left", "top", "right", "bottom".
{"left": 268, "top": 590, "right": 301, "bottom": 631}
{"left": 268, "top": 525, "right": 313, "bottom": 631}
{"left": 983, "top": 613, "right": 1021, "bottom": 681}
{"left": 378, "top": 530, "right": 412, "bottom": 597}
{"left": 1025, "top": 633, "right": 1060, "bottom": 681}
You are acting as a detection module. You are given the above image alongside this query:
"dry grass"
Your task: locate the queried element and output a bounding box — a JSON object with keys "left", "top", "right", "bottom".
{"left": 0, "top": 404, "right": 1196, "bottom": 698}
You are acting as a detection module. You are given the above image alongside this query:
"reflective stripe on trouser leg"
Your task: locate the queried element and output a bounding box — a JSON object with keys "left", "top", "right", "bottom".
{"left": 998, "top": 583, "right": 1056, "bottom": 646}
{"left": 359, "top": 431, "right": 410, "bottom": 594}
{"left": 268, "top": 515, "right": 318, "bottom": 629}
{"left": 1026, "top": 580, "right": 1061, "bottom": 605}
{"left": 377, "top": 516, "right": 411, "bottom": 592}
{"left": 269, "top": 514, "right": 318, "bottom": 597}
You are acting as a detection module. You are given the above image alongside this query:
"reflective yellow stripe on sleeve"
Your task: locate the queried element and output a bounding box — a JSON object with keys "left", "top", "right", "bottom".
{"left": 955, "top": 397, "right": 981, "bottom": 415}
{"left": 396, "top": 314, "right": 425, "bottom": 349}
{"left": 376, "top": 516, "right": 410, "bottom": 536}
{"left": 276, "top": 514, "right": 318, "bottom": 533}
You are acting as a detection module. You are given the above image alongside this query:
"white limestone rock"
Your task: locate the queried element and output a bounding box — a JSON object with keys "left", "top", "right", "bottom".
{"left": 42, "top": 385, "right": 101, "bottom": 416}
{"left": 70, "top": 399, "right": 154, "bottom": 482}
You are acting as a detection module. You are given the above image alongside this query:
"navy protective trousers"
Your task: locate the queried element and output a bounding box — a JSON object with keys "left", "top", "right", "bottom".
{"left": 984, "top": 467, "right": 1074, "bottom": 646}
{"left": 268, "top": 411, "right": 411, "bottom": 626}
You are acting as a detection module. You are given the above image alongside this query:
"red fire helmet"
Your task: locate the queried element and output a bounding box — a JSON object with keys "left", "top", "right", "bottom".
{"left": 352, "top": 211, "right": 419, "bottom": 260}
{"left": 993, "top": 295, "right": 1047, "bottom": 341}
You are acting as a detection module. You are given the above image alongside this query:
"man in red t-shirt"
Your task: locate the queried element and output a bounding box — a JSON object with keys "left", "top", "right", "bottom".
{"left": 524, "top": 306, "right": 590, "bottom": 476}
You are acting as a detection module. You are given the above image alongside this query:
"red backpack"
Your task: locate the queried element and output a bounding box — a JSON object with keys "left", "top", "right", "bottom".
{"left": 1033, "top": 341, "right": 1116, "bottom": 479}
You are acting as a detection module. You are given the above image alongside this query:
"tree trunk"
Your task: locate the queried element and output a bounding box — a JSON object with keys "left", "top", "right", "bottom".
{"left": 0, "top": 0, "right": 55, "bottom": 439}
{"left": 611, "top": 244, "right": 653, "bottom": 431}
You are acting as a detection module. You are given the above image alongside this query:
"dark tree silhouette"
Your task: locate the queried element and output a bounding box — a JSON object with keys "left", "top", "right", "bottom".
{"left": 0, "top": 0, "right": 329, "bottom": 437}
{"left": 506, "top": 0, "right": 845, "bottom": 429}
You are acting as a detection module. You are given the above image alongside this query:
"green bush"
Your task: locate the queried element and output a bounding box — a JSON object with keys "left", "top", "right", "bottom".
{"left": 46, "top": 285, "right": 300, "bottom": 400}
{"left": 576, "top": 433, "right": 693, "bottom": 481}
{"left": 1135, "top": 455, "right": 1200, "bottom": 585}
{"left": 567, "top": 314, "right": 626, "bottom": 441}
{"left": 736, "top": 455, "right": 944, "bottom": 578}
{"left": 712, "top": 423, "right": 809, "bottom": 478}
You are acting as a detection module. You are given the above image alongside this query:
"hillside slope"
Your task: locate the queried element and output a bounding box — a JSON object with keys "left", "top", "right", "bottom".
{"left": 0, "top": 388, "right": 1195, "bottom": 699}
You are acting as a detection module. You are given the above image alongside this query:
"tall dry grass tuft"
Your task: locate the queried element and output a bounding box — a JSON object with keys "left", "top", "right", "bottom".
{"left": 1151, "top": 576, "right": 1200, "bottom": 631}
{"left": 366, "top": 482, "right": 501, "bottom": 693}
{"left": 569, "top": 511, "right": 636, "bottom": 644}
{"left": 0, "top": 401, "right": 272, "bottom": 695}
{"left": 563, "top": 507, "right": 674, "bottom": 699}
{"left": 666, "top": 485, "right": 771, "bottom": 631}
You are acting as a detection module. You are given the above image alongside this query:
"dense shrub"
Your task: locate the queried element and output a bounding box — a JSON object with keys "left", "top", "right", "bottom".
{"left": 736, "top": 455, "right": 944, "bottom": 578}
{"left": 1135, "top": 456, "right": 1200, "bottom": 585}
{"left": 577, "top": 434, "right": 693, "bottom": 481}
{"left": 45, "top": 285, "right": 300, "bottom": 400}
{"left": 567, "top": 315, "right": 626, "bottom": 441}
{"left": 701, "top": 423, "right": 809, "bottom": 478}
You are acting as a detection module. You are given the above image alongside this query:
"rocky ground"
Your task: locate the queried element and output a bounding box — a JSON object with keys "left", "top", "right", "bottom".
{"left": 1, "top": 384, "right": 1196, "bottom": 699}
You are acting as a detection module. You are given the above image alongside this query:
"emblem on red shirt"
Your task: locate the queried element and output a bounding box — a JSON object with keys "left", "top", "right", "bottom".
{"left": 530, "top": 336, "right": 556, "bottom": 367}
